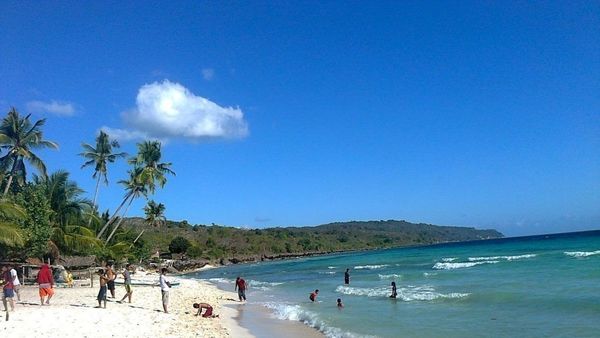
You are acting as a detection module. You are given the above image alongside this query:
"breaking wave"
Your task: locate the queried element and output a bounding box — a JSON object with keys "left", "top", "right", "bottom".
{"left": 264, "top": 302, "right": 373, "bottom": 338}
{"left": 354, "top": 264, "right": 389, "bottom": 270}
{"left": 468, "top": 254, "right": 537, "bottom": 261}
{"left": 335, "top": 285, "right": 469, "bottom": 301}
{"left": 378, "top": 273, "right": 401, "bottom": 280}
{"left": 564, "top": 250, "right": 600, "bottom": 258}
{"left": 433, "top": 261, "right": 499, "bottom": 270}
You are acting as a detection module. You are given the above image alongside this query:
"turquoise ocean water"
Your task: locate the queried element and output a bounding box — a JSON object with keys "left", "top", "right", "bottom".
{"left": 192, "top": 230, "right": 600, "bottom": 338}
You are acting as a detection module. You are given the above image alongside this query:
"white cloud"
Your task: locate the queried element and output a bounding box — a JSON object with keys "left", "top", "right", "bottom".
{"left": 202, "top": 68, "right": 215, "bottom": 81}
{"left": 118, "top": 80, "right": 248, "bottom": 141}
{"left": 26, "top": 100, "right": 76, "bottom": 116}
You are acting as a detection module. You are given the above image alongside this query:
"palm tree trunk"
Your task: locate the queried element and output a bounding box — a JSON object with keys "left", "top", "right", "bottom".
{"left": 87, "top": 175, "right": 102, "bottom": 227}
{"left": 96, "top": 192, "right": 132, "bottom": 239}
{"left": 2, "top": 158, "right": 19, "bottom": 196}
{"left": 105, "top": 195, "right": 135, "bottom": 244}
{"left": 133, "top": 229, "right": 145, "bottom": 244}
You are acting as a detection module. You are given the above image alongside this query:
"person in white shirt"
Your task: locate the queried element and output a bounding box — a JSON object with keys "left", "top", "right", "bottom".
{"left": 9, "top": 265, "right": 20, "bottom": 302}
{"left": 159, "top": 268, "right": 171, "bottom": 313}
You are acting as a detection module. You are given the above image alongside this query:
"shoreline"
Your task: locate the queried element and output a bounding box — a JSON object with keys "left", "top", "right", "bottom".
{"left": 196, "top": 275, "right": 325, "bottom": 338}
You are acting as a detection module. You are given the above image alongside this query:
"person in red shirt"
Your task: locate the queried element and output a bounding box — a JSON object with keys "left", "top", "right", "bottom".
{"left": 37, "top": 264, "right": 55, "bottom": 305}
{"left": 234, "top": 276, "right": 247, "bottom": 302}
{"left": 309, "top": 289, "right": 319, "bottom": 302}
{"left": 1, "top": 265, "right": 15, "bottom": 311}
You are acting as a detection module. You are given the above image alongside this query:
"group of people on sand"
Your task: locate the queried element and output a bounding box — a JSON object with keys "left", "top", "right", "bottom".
{"left": 95, "top": 262, "right": 134, "bottom": 309}
{"left": 2, "top": 262, "right": 217, "bottom": 319}
{"left": 2, "top": 263, "right": 56, "bottom": 311}
{"left": 96, "top": 265, "right": 216, "bottom": 318}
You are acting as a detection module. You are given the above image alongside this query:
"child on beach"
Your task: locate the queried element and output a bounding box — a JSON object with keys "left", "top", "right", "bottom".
{"left": 1, "top": 265, "right": 15, "bottom": 312}
{"left": 118, "top": 264, "right": 133, "bottom": 303}
{"left": 9, "top": 265, "right": 21, "bottom": 301}
{"left": 159, "top": 268, "right": 172, "bottom": 313}
{"left": 65, "top": 270, "right": 73, "bottom": 288}
{"left": 193, "top": 302, "right": 219, "bottom": 318}
{"left": 96, "top": 269, "right": 109, "bottom": 308}
{"left": 309, "top": 289, "right": 319, "bottom": 302}
{"left": 106, "top": 263, "right": 116, "bottom": 298}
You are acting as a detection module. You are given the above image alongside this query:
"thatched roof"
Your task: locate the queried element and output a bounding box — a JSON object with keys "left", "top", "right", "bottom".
{"left": 58, "top": 256, "right": 97, "bottom": 268}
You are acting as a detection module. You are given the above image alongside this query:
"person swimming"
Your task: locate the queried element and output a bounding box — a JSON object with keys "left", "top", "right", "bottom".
{"left": 309, "top": 289, "right": 319, "bottom": 302}
{"left": 337, "top": 298, "right": 343, "bottom": 308}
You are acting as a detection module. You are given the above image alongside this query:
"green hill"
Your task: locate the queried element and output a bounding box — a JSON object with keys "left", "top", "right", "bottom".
{"left": 122, "top": 219, "right": 503, "bottom": 263}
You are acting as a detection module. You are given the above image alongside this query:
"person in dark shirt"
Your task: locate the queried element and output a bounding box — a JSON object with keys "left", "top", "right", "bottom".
{"left": 235, "top": 276, "right": 247, "bottom": 302}
{"left": 344, "top": 268, "right": 350, "bottom": 285}
{"left": 390, "top": 281, "right": 398, "bottom": 299}
{"left": 309, "top": 289, "right": 319, "bottom": 302}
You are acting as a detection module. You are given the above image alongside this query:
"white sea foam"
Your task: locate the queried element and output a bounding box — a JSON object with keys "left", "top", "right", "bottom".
{"left": 423, "top": 272, "right": 437, "bottom": 277}
{"left": 327, "top": 266, "right": 336, "bottom": 269}
{"left": 318, "top": 271, "right": 337, "bottom": 275}
{"left": 336, "top": 285, "right": 389, "bottom": 297}
{"left": 378, "top": 273, "right": 401, "bottom": 280}
{"left": 468, "top": 254, "right": 537, "bottom": 262}
{"left": 354, "top": 264, "right": 389, "bottom": 270}
{"left": 564, "top": 250, "right": 600, "bottom": 258}
{"left": 441, "top": 257, "right": 457, "bottom": 262}
{"left": 207, "top": 277, "right": 233, "bottom": 284}
{"left": 249, "top": 280, "right": 284, "bottom": 287}
{"left": 335, "top": 285, "right": 469, "bottom": 302}
{"left": 432, "top": 261, "right": 499, "bottom": 270}
{"left": 263, "top": 302, "right": 372, "bottom": 338}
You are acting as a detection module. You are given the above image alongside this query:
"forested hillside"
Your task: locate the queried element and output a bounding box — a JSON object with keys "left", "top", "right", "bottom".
{"left": 122, "top": 218, "right": 503, "bottom": 262}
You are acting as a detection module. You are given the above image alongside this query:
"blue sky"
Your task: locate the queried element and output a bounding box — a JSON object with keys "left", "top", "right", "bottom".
{"left": 1, "top": 1, "right": 598, "bottom": 236}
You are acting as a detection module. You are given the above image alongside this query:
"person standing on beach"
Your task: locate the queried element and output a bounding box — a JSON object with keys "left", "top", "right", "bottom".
{"left": 159, "top": 268, "right": 172, "bottom": 313}
{"left": 1, "top": 266, "right": 15, "bottom": 311}
{"left": 106, "top": 263, "right": 116, "bottom": 298}
{"left": 235, "top": 276, "right": 247, "bottom": 302}
{"left": 344, "top": 268, "right": 350, "bottom": 285}
{"left": 36, "top": 264, "right": 54, "bottom": 305}
{"left": 118, "top": 264, "right": 133, "bottom": 303}
{"left": 96, "top": 269, "right": 109, "bottom": 308}
{"left": 390, "top": 281, "right": 397, "bottom": 299}
{"left": 309, "top": 289, "right": 319, "bottom": 302}
{"left": 9, "top": 265, "right": 21, "bottom": 302}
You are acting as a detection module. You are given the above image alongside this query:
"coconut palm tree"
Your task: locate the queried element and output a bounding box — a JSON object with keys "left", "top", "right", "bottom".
{"left": 144, "top": 200, "right": 166, "bottom": 227}
{"left": 133, "top": 200, "right": 166, "bottom": 244}
{"left": 98, "top": 141, "right": 174, "bottom": 242}
{"left": 0, "top": 108, "right": 59, "bottom": 195}
{"left": 127, "top": 141, "right": 175, "bottom": 194}
{"left": 103, "top": 167, "right": 148, "bottom": 244}
{"left": 33, "top": 171, "right": 100, "bottom": 254}
{"left": 79, "top": 131, "right": 127, "bottom": 222}
{"left": 0, "top": 199, "right": 25, "bottom": 246}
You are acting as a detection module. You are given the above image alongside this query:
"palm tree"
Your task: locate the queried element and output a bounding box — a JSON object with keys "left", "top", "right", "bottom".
{"left": 33, "top": 171, "right": 100, "bottom": 254}
{"left": 98, "top": 141, "right": 174, "bottom": 242}
{"left": 0, "top": 199, "right": 26, "bottom": 246}
{"left": 103, "top": 168, "right": 148, "bottom": 244}
{"left": 128, "top": 141, "right": 175, "bottom": 194}
{"left": 133, "top": 200, "right": 166, "bottom": 244}
{"left": 0, "top": 108, "right": 59, "bottom": 195}
{"left": 79, "top": 131, "right": 126, "bottom": 222}
{"left": 144, "top": 200, "right": 166, "bottom": 227}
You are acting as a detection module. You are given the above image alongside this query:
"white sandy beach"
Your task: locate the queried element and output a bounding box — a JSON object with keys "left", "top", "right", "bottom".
{"left": 1, "top": 273, "right": 252, "bottom": 338}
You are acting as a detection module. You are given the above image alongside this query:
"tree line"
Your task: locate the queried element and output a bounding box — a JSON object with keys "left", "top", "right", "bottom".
{"left": 0, "top": 107, "right": 174, "bottom": 263}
